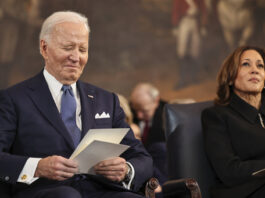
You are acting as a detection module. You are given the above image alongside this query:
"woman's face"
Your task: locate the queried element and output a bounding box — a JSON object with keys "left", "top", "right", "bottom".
{"left": 233, "top": 49, "right": 265, "bottom": 95}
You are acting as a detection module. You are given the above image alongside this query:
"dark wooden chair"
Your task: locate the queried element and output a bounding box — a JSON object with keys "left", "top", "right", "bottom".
{"left": 162, "top": 101, "right": 217, "bottom": 198}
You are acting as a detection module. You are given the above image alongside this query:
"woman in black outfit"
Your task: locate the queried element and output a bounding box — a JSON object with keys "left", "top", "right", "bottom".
{"left": 202, "top": 46, "right": 265, "bottom": 198}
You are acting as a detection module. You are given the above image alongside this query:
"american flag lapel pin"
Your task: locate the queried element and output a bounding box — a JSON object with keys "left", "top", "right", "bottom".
{"left": 87, "top": 94, "right": 94, "bottom": 99}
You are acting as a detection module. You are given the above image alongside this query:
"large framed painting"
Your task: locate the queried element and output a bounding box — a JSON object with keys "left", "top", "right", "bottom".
{"left": 0, "top": 0, "right": 264, "bottom": 101}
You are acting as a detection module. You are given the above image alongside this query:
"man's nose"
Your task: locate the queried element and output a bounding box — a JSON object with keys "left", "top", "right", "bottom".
{"left": 137, "top": 111, "right": 144, "bottom": 120}
{"left": 69, "top": 49, "right": 79, "bottom": 62}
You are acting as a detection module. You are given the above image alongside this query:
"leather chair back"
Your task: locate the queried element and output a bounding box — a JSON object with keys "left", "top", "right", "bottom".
{"left": 163, "top": 101, "right": 216, "bottom": 198}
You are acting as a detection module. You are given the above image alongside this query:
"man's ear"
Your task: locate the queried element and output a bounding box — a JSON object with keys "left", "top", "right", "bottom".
{"left": 40, "top": 40, "right": 48, "bottom": 59}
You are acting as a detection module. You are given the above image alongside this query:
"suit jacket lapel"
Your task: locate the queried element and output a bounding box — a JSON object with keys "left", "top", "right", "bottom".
{"left": 77, "top": 81, "right": 95, "bottom": 138}
{"left": 26, "top": 72, "right": 75, "bottom": 149}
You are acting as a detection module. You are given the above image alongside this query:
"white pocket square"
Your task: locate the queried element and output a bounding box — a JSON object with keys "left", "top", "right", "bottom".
{"left": 95, "top": 112, "right": 110, "bottom": 119}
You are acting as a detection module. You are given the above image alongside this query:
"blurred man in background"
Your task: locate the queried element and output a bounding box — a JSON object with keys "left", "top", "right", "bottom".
{"left": 130, "top": 83, "right": 168, "bottom": 190}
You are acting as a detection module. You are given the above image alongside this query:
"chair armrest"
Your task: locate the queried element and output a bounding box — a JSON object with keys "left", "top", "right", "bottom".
{"left": 162, "top": 178, "right": 202, "bottom": 198}
{"left": 145, "top": 177, "right": 159, "bottom": 198}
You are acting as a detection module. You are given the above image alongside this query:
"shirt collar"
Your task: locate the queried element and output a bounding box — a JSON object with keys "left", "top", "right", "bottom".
{"left": 43, "top": 68, "right": 77, "bottom": 95}
{"left": 229, "top": 91, "right": 265, "bottom": 124}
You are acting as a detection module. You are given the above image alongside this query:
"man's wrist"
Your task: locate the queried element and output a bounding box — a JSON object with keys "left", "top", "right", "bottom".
{"left": 122, "top": 162, "right": 135, "bottom": 189}
{"left": 123, "top": 163, "right": 132, "bottom": 182}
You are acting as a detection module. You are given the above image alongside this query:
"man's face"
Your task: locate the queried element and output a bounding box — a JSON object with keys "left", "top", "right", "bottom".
{"left": 132, "top": 94, "right": 158, "bottom": 121}
{"left": 40, "top": 22, "right": 89, "bottom": 85}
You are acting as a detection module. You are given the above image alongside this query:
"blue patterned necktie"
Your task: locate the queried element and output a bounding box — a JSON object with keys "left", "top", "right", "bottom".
{"left": 60, "top": 85, "right": 81, "bottom": 147}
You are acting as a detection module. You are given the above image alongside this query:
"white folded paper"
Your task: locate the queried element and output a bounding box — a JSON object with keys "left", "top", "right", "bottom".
{"left": 70, "top": 128, "right": 130, "bottom": 174}
{"left": 74, "top": 140, "right": 129, "bottom": 174}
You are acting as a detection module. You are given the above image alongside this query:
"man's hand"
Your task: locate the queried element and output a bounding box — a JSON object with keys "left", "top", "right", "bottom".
{"left": 34, "top": 155, "right": 78, "bottom": 181}
{"left": 94, "top": 157, "right": 128, "bottom": 182}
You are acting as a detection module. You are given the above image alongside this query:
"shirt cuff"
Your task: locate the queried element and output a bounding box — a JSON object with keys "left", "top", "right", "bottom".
{"left": 17, "top": 158, "right": 41, "bottom": 184}
{"left": 122, "top": 162, "right": 135, "bottom": 190}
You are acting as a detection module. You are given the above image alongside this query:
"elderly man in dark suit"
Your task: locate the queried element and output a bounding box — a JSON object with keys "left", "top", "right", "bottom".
{"left": 130, "top": 83, "right": 168, "bottom": 193}
{"left": 0, "top": 11, "right": 153, "bottom": 198}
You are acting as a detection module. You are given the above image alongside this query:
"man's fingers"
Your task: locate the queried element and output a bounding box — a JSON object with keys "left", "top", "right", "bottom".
{"left": 51, "top": 157, "right": 78, "bottom": 176}
{"left": 35, "top": 155, "right": 78, "bottom": 180}
{"left": 95, "top": 169, "right": 123, "bottom": 177}
{"left": 54, "top": 170, "right": 75, "bottom": 179}
{"left": 61, "top": 158, "right": 78, "bottom": 168}
{"left": 53, "top": 156, "right": 78, "bottom": 168}
{"left": 96, "top": 157, "right": 126, "bottom": 167}
{"left": 93, "top": 157, "right": 128, "bottom": 182}
{"left": 94, "top": 169, "right": 124, "bottom": 182}
{"left": 94, "top": 164, "right": 125, "bottom": 171}
{"left": 50, "top": 156, "right": 78, "bottom": 172}
{"left": 60, "top": 166, "right": 78, "bottom": 174}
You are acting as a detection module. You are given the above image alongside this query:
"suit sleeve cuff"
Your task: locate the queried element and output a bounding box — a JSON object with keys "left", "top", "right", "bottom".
{"left": 17, "top": 157, "right": 41, "bottom": 184}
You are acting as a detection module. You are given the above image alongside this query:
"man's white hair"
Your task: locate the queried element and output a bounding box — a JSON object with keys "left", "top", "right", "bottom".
{"left": 132, "top": 83, "right": 160, "bottom": 101}
{"left": 144, "top": 83, "right": 160, "bottom": 100}
{"left": 39, "top": 11, "right": 90, "bottom": 43}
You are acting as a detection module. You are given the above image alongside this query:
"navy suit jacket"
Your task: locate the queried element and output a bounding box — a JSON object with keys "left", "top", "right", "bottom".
{"left": 0, "top": 71, "right": 153, "bottom": 196}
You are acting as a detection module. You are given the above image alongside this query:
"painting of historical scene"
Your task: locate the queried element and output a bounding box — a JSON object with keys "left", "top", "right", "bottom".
{"left": 0, "top": 0, "right": 264, "bottom": 101}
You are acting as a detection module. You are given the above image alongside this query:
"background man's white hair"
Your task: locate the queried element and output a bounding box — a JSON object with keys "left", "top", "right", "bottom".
{"left": 144, "top": 83, "right": 159, "bottom": 100}
{"left": 132, "top": 83, "right": 160, "bottom": 101}
{"left": 39, "top": 11, "right": 90, "bottom": 43}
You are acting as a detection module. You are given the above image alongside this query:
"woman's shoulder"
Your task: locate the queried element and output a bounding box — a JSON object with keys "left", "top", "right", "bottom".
{"left": 201, "top": 103, "right": 235, "bottom": 123}
{"left": 202, "top": 104, "right": 229, "bottom": 114}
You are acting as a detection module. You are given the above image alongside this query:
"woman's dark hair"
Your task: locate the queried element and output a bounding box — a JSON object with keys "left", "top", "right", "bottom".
{"left": 215, "top": 46, "right": 265, "bottom": 105}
